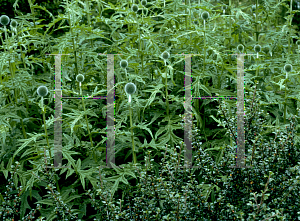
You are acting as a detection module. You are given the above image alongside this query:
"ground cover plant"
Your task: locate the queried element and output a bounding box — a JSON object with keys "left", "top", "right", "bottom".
{"left": 0, "top": 0, "right": 300, "bottom": 220}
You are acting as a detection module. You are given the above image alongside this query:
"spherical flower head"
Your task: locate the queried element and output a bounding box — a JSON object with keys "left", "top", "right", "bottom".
{"left": 37, "top": 86, "right": 48, "bottom": 97}
{"left": 120, "top": 60, "right": 128, "bottom": 69}
{"left": 141, "top": 0, "right": 147, "bottom": 7}
{"left": 125, "top": 83, "right": 136, "bottom": 95}
{"left": 76, "top": 74, "right": 85, "bottom": 83}
{"left": 0, "top": 15, "right": 10, "bottom": 26}
{"left": 201, "top": 11, "right": 209, "bottom": 20}
{"left": 10, "top": 20, "right": 17, "bottom": 28}
{"left": 254, "top": 45, "right": 261, "bottom": 53}
{"left": 161, "top": 51, "right": 170, "bottom": 60}
{"left": 263, "top": 46, "right": 270, "bottom": 53}
{"left": 284, "top": 64, "right": 292, "bottom": 72}
{"left": 237, "top": 44, "right": 244, "bottom": 52}
{"left": 296, "top": 40, "right": 300, "bottom": 46}
{"left": 132, "top": 4, "right": 138, "bottom": 12}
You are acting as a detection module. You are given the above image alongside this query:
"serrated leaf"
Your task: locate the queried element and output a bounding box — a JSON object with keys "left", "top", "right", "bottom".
{"left": 13, "top": 133, "right": 44, "bottom": 161}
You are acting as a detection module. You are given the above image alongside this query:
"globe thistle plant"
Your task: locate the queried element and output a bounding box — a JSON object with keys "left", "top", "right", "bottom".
{"left": 10, "top": 19, "right": 17, "bottom": 37}
{"left": 10, "top": 20, "right": 17, "bottom": 28}
{"left": 120, "top": 60, "right": 129, "bottom": 79}
{"left": 76, "top": 74, "right": 85, "bottom": 97}
{"left": 283, "top": 64, "right": 292, "bottom": 125}
{"left": 37, "top": 86, "right": 52, "bottom": 166}
{"left": 141, "top": 0, "right": 147, "bottom": 7}
{"left": 254, "top": 44, "right": 261, "bottom": 58}
{"left": 263, "top": 46, "right": 272, "bottom": 56}
{"left": 37, "top": 85, "right": 48, "bottom": 97}
{"left": 161, "top": 51, "right": 170, "bottom": 66}
{"left": 125, "top": 82, "right": 136, "bottom": 103}
{"left": 124, "top": 82, "right": 137, "bottom": 164}
{"left": 75, "top": 74, "right": 94, "bottom": 153}
{"left": 0, "top": 15, "right": 10, "bottom": 52}
{"left": 120, "top": 60, "right": 128, "bottom": 69}
{"left": 201, "top": 11, "right": 209, "bottom": 20}
{"left": 237, "top": 44, "right": 244, "bottom": 53}
{"left": 284, "top": 64, "right": 292, "bottom": 79}
{"left": 0, "top": 15, "right": 10, "bottom": 26}
{"left": 201, "top": 11, "right": 209, "bottom": 29}
{"left": 254, "top": 44, "right": 261, "bottom": 53}
{"left": 132, "top": 4, "right": 138, "bottom": 12}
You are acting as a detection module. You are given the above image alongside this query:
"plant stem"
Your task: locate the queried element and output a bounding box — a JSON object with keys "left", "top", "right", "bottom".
{"left": 164, "top": 61, "right": 170, "bottom": 121}
{"left": 129, "top": 101, "right": 137, "bottom": 164}
{"left": 85, "top": 0, "right": 94, "bottom": 49}
{"left": 42, "top": 104, "right": 51, "bottom": 160}
{"left": 79, "top": 87, "right": 95, "bottom": 159}
{"left": 67, "top": 9, "right": 80, "bottom": 91}
{"left": 4, "top": 26, "right": 27, "bottom": 139}
{"left": 42, "top": 101, "right": 60, "bottom": 192}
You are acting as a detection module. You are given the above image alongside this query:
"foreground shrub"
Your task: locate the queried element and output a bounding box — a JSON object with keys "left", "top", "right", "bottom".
{"left": 1, "top": 85, "right": 299, "bottom": 221}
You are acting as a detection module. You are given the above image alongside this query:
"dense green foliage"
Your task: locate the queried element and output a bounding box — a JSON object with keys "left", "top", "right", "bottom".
{"left": 0, "top": 0, "right": 300, "bottom": 220}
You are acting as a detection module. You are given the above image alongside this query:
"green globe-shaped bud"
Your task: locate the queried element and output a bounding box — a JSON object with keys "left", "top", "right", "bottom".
{"left": 120, "top": 60, "right": 128, "bottom": 69}
{"left": 141, "top": 0, "right": 147, "bottom": 7}
{"left": 284, "top": 64, "right": 292, "bottom": 72}
{"left": 125, "top": 83, "right": 136, "bottom": 95}
{"left": 263, "top": 46, "right": 270, "bottom": 53}
{"left": 76, "top": 74, "right": 85, "bottom": 83}
{"left": 201, "top": 11, "right": 209, "bottom": 20}
{"left": 37, "top": 86, "right": 48, "bottom": 97}
{"left": 10, "top": 20, "right": 17, "bottom": 28}
{"left": 254, "top": 45, "right": 261, "bottom": 53}
{"left": 296, "top": 40, "right": 300, "bottom": 46}
{"left": 0, "top": 15, "right": 10, "bottom": 26}
{"left": 161, "top": 51, "right": 170, "bottom": 60}
{"left": 237, "top": 44, "right": 244, "bottom": 52}
{"left": 132, "top": 4, "right": 138, "bottom": 12}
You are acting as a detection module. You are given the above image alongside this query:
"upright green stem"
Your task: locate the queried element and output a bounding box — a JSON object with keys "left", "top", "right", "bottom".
{"left": 284, "top": 0, "right": 293, "bottom": 125}
{"left": 68, "top": 12, "right": 79, "bottom": 91}
{"left": 3, "top": 26, "right": 27, "bottom": 139}
{"left": 136, "top": 13, "right": 143, "bottom": 74}
{"left": 42, "top": 104, "right": 60, "bottom": 192}
{"left": 42, "top": 106, "right": 51, "bottom": 160}
{"left": 284, "top": 78, "right": 287, "bottom": 124}
{"left": 81, "top": 99, "right": 95, "bottom": 152}
{"left": 185, "top": 0, "right": 188, "bottom": 30}
{"left": 28, "top": 0, "right": 37, "bottom": 34}
{"left": 255, "top": 0, "right": 258, "bottom": 42}
{"left": 129, "top": 102, "right": 137, "bottom": 164}
{"left": 85, "top": 0, "right": 94, "bottom": 49}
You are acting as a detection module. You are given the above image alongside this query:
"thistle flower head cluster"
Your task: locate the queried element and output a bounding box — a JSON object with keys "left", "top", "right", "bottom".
{"left": 161, "top": 51, "right": 170, "bottom": 60}
{"left": 37, "top": 86, "right": 48, "bottom": 97}
{"left": 0, "top": 15, "right": 10, "bottom": 26}
{"left": 254, "top": 44, "right": 261, "bottom": 53}
{"left": 76, "top": 74, "right": 85, "bottom": 83}
{"left": 237, "top": 44, "right": 244, "bottom": 52}
{"left": 201, "top": 11, "right": 209, "bottom": 20}
{"left": 141, "top": 0, "right": 147, "bottom": 7}
{"left": 120, "top": 60, "right": 128, "bottom": 69}
{"left": 284, "top": 64, "right": 292, "bottom": 73}
{"left": 125, "top": 83, "right": 136, "bottom": 95}
{"left": 132, "top": 4, "right": 138, "bottom": 12}
{"left": 10, "top": 20, "right": 17, "bottom": 28}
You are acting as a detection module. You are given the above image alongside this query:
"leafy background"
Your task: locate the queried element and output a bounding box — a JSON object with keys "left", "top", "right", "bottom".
{"left": 0, "top": 0, "right": 300, "bottom": 220}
